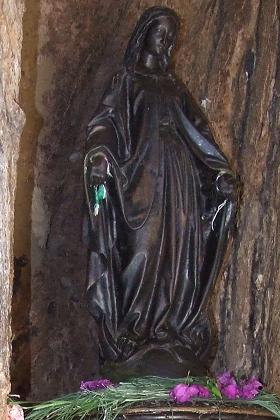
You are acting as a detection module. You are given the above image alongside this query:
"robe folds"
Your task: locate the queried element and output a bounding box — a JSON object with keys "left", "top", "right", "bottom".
{"left": 84, "top": 66, "right": 235, "bottom": 364}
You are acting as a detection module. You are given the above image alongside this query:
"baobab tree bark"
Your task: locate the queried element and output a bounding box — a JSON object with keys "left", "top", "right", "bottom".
{"left": 12, "top": 0, "right": 280, "bottom": 400}
{"left": 0, "top": 0, "right": 25, "bottom": 414}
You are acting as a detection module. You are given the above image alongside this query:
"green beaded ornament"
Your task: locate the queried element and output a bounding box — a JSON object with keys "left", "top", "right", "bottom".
{"left": 92, "top": 184, "right": 106, "bottom": 216}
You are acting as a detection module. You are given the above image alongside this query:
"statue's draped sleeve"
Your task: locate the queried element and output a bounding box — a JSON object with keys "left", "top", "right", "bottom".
{"left": 171, "top": 87, "right": 236, "bottom": 315}
{"left": 83, "top": 73, "right": 125, "bottom": 333}
{"left": 84, "top": 70, "right": 127, "bottom": 251}
{"left": 86, "top": 71, "right": 130, "bottom": 162}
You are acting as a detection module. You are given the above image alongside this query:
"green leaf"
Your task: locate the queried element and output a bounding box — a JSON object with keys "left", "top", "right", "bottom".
{"left": 207, "top": 379, "right": 222, "bottom": 399}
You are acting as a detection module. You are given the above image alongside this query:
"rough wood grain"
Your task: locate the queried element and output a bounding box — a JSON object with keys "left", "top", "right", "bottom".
{"left": 12, "top": 0, "right": 280, "bottom": 399}
{"left": 12, "top": 0, "right": 43, "bottom": 399}
{"left": 0, "top": 0, "right": 25, "bottom": 414}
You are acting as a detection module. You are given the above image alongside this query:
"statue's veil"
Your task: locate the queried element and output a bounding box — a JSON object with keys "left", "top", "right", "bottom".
{"left": 124, "top": 6, "right": 180, "bottom": 69}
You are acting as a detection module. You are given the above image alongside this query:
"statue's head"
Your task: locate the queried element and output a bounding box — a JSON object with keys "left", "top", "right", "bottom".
{"left": 124, "top": 7, "right": 180, "bottom": 72}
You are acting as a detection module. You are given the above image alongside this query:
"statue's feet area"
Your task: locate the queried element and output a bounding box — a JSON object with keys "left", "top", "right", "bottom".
{"left": 101, "top": 346, "right": 207, "bottom": 381}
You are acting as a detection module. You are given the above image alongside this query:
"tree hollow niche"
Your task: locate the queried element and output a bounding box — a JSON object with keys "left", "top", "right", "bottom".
{"left": 11, "top": 0, "right": 280, "bottom": 402}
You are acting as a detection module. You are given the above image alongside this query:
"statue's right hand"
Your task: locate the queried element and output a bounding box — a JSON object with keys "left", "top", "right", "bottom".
{"left": 89, "top": 155, "right": 109, "bottom": 183}
{"left": 216, "top": 172, "right": 237, "bottom": 198}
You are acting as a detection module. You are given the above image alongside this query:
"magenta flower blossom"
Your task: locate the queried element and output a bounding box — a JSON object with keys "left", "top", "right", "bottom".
{"left": 170, "top": 384, "right": 191, "bottom": 403}
{"left": 221, "top": 383, "right": 240, "bottom": 399}
{"left": 170, "top": 384, "right": 199, "bottom": 403}
{"left": 217, "top": 372, "right": 239, "bottom": 399}
{"left": 170, "top": 372, "right": 263, "bottom": 406}
{"left": 240, "top": 377, "right": 263, "bottom": 400}
{"left": 186, "top": 385, "right": 201, "bottom": 398}
{"left": 80, "top": 378, "right": 113, "bottom": 392}
{"left": 217, "top": 371, "right": 237, "bottom": 387}
{"left": 170, "top": 384, "right": 211, "bottom": 403}
{"left": 217, "top": 371, "right": 263, "bottom": 401}
{"left": 197, "top": 385, "right": 211, "bottom": 398}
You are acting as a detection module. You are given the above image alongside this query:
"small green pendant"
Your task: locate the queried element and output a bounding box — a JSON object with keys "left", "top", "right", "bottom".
{"left": 92, "top": 184, "right": 106, "bottom": 216}
{"left": 97, "top": 184, "right": 106, "bottom": 201}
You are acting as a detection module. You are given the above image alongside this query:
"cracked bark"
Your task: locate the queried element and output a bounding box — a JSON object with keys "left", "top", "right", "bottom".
{"left": 0, "top": 0, "right": 25, "bottom": 414}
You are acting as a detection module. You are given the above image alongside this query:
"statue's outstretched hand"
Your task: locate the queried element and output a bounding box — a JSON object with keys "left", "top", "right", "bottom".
{"left": 216, "top": 172, "right": 237, "bottom": 199}
{"left": 89, "top": 154, "right": 110, "bottom": 184}
{"left": 87, "top": 154, "right": 112, "bottom": 216}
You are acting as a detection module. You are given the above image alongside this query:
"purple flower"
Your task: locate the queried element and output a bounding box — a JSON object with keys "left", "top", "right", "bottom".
{"left": 197, "top": 385, "right": 211, "bottom": 398}
{"left": 240, "top": 377, "right": 263, "bottom": 400}
{"left": 221, "top": 384, "right": 240, "bottom": 399}
{"left": 186, "top": 385, "right": 201, "bottom": 398}
{"left": 216, "top": 372, "right": 263, "bottom": 401}
{"left": 217, "top": 371, "right": 237, "bottom": 387}
{"left": 170, "top": 384, "right": 200, "bottom": 404}
{"left": 217, "top": 372, "right": 239, "bottom": 400}
{"left": 80, "top": 378, "right": 113, "bottom": 392}
{"left": 170, "top": 384, "right": 191, "bottom": 403}
{"left": 170, "top": 384, "right": 212, "bottom": 403}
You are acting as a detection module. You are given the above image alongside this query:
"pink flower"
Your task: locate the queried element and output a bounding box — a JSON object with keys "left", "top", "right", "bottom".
{"left": 217, "top": 372, "right": 239, "bottom": 400}
{"left": 217, "top": 371, "right": 237, "bottom": 387}
{"left": 7, "top": 405, "right": 24, "bottom": 420}
{"left": 197, "top": 385, "right": 211, "bottom": 398}
{"left": 186, "top": 385, "right": 201, "bottom": 398}
{"left": 216, "top": 372, "right": 263, "bottom": 401}
{"left": 221, "top": 384, "right": 240, "bottom": 399}
{"left": 240, "top": 377, "right": 263, "bottom": 400}
{"left": 170, "top": 384, "right": 201, "bottom": 404}
{"left": 80, "top": 378, "right": 113, "bottom": 391}
{"left": 170, "top": 384, "right": 191, "bottom": 403}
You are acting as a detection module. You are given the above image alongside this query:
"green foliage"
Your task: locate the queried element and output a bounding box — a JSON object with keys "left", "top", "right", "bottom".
{"left": 206, "top": 379, "right": 222, "bottom": 399}
{"left": 19, "top": 376, "right": 280, "bottom": 420}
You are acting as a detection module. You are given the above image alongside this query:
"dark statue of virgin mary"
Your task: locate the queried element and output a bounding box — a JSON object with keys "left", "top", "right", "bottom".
{"left": 83, "top": 6, "right": 236, "bottom": 378}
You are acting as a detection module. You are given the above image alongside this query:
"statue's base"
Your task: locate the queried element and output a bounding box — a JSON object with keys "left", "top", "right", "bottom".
{"left": 86, "top": 404, "right": 274, "bottom": 419}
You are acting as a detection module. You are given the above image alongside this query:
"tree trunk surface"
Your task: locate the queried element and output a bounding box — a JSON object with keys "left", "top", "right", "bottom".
{"left": 12, "top": 0, "right": 280, "bottom": 400}
{"left": 0, "top": 0, "right": 25, "bottom": 415}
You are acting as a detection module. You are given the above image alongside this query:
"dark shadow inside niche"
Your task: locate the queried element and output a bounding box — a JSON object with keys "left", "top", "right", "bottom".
{"left": 11, "top": 0, "right": 137, "bottom": 401}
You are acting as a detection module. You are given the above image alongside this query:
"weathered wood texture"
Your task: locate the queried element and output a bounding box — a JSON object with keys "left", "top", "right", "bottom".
{"left": 12, "top": 0, "right": 43, "bottom": 400}
{"left": 12, "top": 0, "right": 280, "bottom": 399}
{"left": 0, "top": 0, "right": 25, "bottom": 415}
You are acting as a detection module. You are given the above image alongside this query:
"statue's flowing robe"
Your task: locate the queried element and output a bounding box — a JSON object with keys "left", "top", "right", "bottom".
{"left": 84, "top": 67, "right": 235, "bottom": 362}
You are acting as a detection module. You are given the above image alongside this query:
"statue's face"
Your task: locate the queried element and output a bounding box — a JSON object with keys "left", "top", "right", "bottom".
{"left": 144, "top": 16, "right": 177, "bottom": 58}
